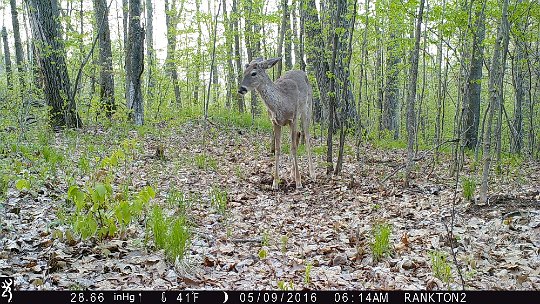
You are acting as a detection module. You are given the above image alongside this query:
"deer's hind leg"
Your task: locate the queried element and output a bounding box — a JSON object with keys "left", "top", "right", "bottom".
{"left": 273, "top": 124, "right": 282, "bottom": 190}
{"left": 290, "top": 118, "right": 302, "bottom": 188}
{"left": 302, "top": 100, "right": 315, "bottom": 180}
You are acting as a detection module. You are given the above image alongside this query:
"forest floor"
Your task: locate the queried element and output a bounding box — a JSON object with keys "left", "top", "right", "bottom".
{"left": 1, "top": 118, "right": 540, "bottom": 290}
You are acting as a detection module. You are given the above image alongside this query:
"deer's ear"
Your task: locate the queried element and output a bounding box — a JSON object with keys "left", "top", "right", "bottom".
{"left": 260, "top": 57, "right": 281, "bottom": 69}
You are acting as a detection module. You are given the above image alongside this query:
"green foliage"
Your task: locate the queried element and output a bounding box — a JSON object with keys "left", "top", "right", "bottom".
{"left": 429, "top": 250, "right": 453, "bottom": 286}
{"left": 371, "top": 222, "right": 392, "bottom": 262}
{"left": 149, "top": 204, "right": 191, "bottom": 263}
{"left": 462, "top": 177, "right": 476, "bottom": 201}
{"left": 68, "top": 183, "right": 155, "bottom": 240}
{"left": 277, "top": 281, "right": 294, "bottom": 291}
{"left": 0, "top": 174, "right": 8, "bottom": 197}
{"left": 194, "top": 153, "right": 218, "bottom": 170}
{"left": 210, "top": 186, "right": 228, "bottom": 215}
{"left": 258, "top": 248, "right": 268, "bottom": 259}
{"left": 166, "top": 188, "right": 190, "bottom": 214}
{"left": 15, "top": 179, "right": 30, "bottom": 191}
{"left": 304, "top": 262, "right": 312, "bottom": 285}
{"left": 280, "top": 234, "right": 288, "bottom": 253}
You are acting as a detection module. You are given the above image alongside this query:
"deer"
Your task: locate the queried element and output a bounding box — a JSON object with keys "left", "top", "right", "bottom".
{"left": 238, "top": 57, "right": 315, "bottom": 189}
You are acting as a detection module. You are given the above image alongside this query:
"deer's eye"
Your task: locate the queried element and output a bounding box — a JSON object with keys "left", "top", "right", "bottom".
{"left": 251, "top": 72, "right": 257, "bottom": 77}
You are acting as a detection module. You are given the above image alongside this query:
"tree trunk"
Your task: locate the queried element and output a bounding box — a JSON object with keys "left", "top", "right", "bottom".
{"left": 284, "top": 0, "right": 292, "bottom": 71}
{"left": 145, "top": 0, "right": 155, "bottom": 103}
{"left": 10, "top": 0, "right": 25, "bottom": 90}
{"left": 334, "top": 0, "right": 357, "bottom": 175}
{"left": 27, "top": 0, "right": 81, "bottom": 128}
{"left": 404, "top": 0, "right": 425, "bottom": 185}
{"left": 232, "top": 0, "right": 244, "bottom": 112}
{"left": 123, "top": 0, "right": 129, "bottom": 100}
{"left": 480, "top": 0, "right": 509, "bottom": 204}
{"left": 204, "top": 2, "right": 221, "bottom": 118}
{"left": 303, "top": 0, "right": 330, "bottom": 124}
{"left": 93, "top": 0, "right": 116, "bottom": 118}
{"left": 510, "top": 0, "right": 527, "bottom": 154}
{"left": 383, "top": 32, "right": 400, "bottom": 139}
{"left": 127, "top": 0, "right": 145, "bottom": 125}
{"left": 243, "top": 0, "right": 261, "bottom": 117}
{"left": 297, "top": 0, "right": 306, "bottom": 71}
{"left": 435, "top": 0, "right": 447, "bottom": 158}
{"left": 494, "top": 5, "right": 510, "bottom": 171}
{"left": 165, "top": 0, "right": 182, "bottom": 106}
{"left": 223, "top": 0, "right": 234, "bottom": 109}
{"left": 276, "top": 0, "right": 288, "bottom": 78}
{"left": 463, "top": 1, "right": 486, "bottom": 150}
{"left": 2, "top": 27, "right": 13, "bottom": 90}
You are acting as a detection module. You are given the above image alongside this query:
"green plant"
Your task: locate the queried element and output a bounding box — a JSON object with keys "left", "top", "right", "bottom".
{"left": 0, "top": 174, "right": 8, "bottom": 197}
{"left": 195, "top": 153, "right": 218, "bottom": 170}
{"left": 277, "top": 281, "right": 294, "bottom": 291}
{"left": 371, "top": 222, "right": 392, "bottom": 262}
{"left": 15, "top": 179, "right": 30, "bottom": 191}
{"left": 210, "top": 187, "right": 228, "bottom": 215}
{"left": 304, "top": 262, "right": 312, "bottom": 284}
{"left": 150, "top": 205, "right": 191, "bottom": 263}
{"left": 280, "top": 234, "right": 288, "bottom": 253}
{"left": 429, "top": 250, "right": 453, "bottom": 286}
{"left": 462, "top": 177, "right": 476, "bottom": 201}
{"left": 68, "top": 183, "right": 155, "bottom": 240}
{"left": 258, "top": 248, "right": 268, "bottom": 259}
{"left": 167, "top": 188, "right": 189, "bottom": 214}
{"left": 261, "top": 230, "right": 270, "bottom": 247}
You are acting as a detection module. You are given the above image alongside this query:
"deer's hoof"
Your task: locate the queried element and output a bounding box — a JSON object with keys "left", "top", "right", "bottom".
{"left": 296, "top": 182, "right": 303, "bottom": 189}
{"left": 272, "top": 180, "right": 279, "bottom": 190}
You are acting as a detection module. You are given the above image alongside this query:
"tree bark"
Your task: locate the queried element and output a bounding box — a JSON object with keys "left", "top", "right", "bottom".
{"left": 10, "top": 0, "right": 26, "bottom": 90}
{"left": 480, "top": 0, "right": 509, "bottom": 204}
{"left": 165, "top": 0, "right": 182, "bottom": 106}
{"left": 27, "top": 0, "right": 82, "bottom": 128}
{"left": 127, "top": 0, "right": 145, "bottom": 125}
{"left": 334, "top": 0, "right": 357, "bottom": 175}
{"left": 405, "top": 0, "right": 425, "bottom": 185}
{"left": 93, "top": 0, "right": 116, "bottom": 118}
{"left": 383, "top": 31, "right": 400, "bottom": 140}
{"left": 223, "top": 0, "right": 234, "bottom": 109}
{"left": 232, "top": 0, "right": 244, "bottom": 112}
{"left": 303, "top": 0, "right": 330, "bottom": 124}
{"left": 276, "top": 0, "right": 288, "bottom": 78}
{"left": 463, "top": 0, "right": 486, "bottom": 150}
{"left": 145, "top": 0, "right": 155, "bottom": 103}
{"left": 2, "top": 26, "right": 13, "bottom": 90}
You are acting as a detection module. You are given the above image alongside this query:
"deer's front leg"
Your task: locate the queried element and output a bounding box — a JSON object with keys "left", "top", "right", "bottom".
{"left": 273, "top": 124, "right": 282, "bottom": 190}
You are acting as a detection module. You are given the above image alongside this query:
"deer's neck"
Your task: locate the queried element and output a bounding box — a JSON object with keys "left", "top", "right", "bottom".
{"left": 256, "top": 76, "right": 281, "bottom": 114}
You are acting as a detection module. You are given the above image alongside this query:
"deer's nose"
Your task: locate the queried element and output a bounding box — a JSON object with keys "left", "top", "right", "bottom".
{"left": 238, "top": 87, "right": 248, "bottom": 94}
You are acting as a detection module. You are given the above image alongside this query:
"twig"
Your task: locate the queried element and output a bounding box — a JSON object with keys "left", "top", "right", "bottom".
{"left": 229, "top": 238, "right": 262, "bottom": 243}
{"left": 441, "top": 139, "right": 466, "bottom": 290}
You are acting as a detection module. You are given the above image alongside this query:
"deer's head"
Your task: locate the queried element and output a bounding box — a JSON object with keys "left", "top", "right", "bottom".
{"left": 238, "top": 57, "right": 281, "bottom": 95}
